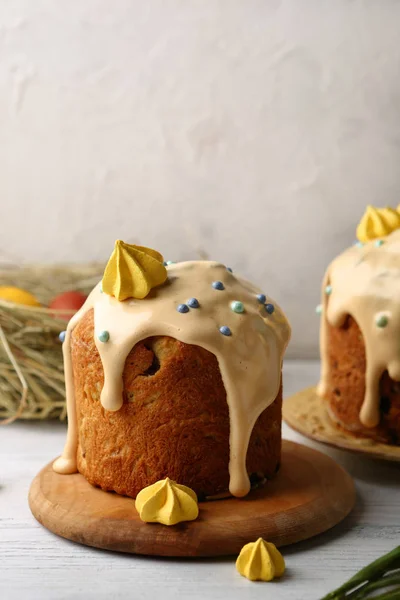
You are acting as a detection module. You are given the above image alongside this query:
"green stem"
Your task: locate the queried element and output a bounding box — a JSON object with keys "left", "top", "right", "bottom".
{"left": 319, "top": 547, "right": 400, "bottom": 600}
{"left": 364, "top": 589, "right": 400, "bottom": 600}
{"left": 348, "top": 574, "right": 400, "bottom": 599}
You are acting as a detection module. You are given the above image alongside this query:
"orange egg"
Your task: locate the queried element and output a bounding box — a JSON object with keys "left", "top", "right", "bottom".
{"left": 49, "top": 291, "right": 87, "bottom": 321}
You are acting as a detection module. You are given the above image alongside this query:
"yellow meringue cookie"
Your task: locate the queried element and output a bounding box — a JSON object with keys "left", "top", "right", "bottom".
{"left": 356, "top": 206, "right": 400, "bottom": 242}
{"left": 102, "top": 240, "right": 167, "bottom": 301}
{"left": 135, "top": 478, "right": 199, "bottom": 526}
{"left": 236, "top": 538, "right": 285, "bottom": 582}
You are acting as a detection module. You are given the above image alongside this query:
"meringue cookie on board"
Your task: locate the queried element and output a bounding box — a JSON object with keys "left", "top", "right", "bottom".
{"left": 135, "top": 478, "right": 199, "bottom": 526}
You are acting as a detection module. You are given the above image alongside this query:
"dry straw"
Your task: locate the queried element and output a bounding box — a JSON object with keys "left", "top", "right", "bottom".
{"left": 0, "top": 264, "right": 104, "bottom": 423}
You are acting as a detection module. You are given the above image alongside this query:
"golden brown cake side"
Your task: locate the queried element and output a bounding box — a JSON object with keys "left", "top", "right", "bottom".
{"left": 325, "top": 317, "right": 400, "bottom": 444}
{"left": 72, "top": 310, "right": 282, "bottom": 499}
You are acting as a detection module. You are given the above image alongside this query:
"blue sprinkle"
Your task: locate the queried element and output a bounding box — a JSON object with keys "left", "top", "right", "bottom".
{"left": 256, "top": 293, "right": 266, "bottom": 304}
{"left": 354, "top": 241, "right": 364, "bottom": 248}
{"left": 177, "top": 303, "right": 189, "bottom": 313}
{"left": 164, "top": 260, "right": 175, "bottom": 266}
{"left": 315, "top": 304, "right": 323, "bottom": 316}
{"left": 98, "top": 330, "right": 110, "bottom": 343}
{"left": 265, "top": 303, "right": 275, "bottom": 314}
{"left": 219, "top": 325, "right": 232, "bottom": 336}
{"left": 325, "top": 285, "right": 332, "bottom": 296}
{"left": 212, "top": 281, "right": 225, "bottom": 290}
{"left": 187, "top": 298, "right": 199, "bottom": 308}
{"left": 231, "top": 300, "right": 244, "bottom": 313}
{"left": 226, "top": 267, "right": 233, "bottom": 273}
{"left": 375, "top": 239, "right": 384, "bottom": 247}
{"left": 59, "top": 330, "right": 66, "bottom": 343}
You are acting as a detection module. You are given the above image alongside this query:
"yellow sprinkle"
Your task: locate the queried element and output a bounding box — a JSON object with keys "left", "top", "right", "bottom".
{"left": 236, "top": 538, "right": 285, "bottom": 582}
{"left": 0, "top": 286, "right": 41, "bottom": 307}
{"left": 102, "top": 240, "right": 167, "bottom": 301}
{"left": 135, "top": 478, "right": 199, "bottom": 526}
{"left": 356, "top": 205, "right": 400, "bottom": 242}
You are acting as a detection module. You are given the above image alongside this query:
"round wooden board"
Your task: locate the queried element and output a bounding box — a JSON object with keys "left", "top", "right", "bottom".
{"left": 29, "top": 440, "right": 355, "bottom": 557}
{"left": 283, "top": 387, "right": 400, "bottom": 462}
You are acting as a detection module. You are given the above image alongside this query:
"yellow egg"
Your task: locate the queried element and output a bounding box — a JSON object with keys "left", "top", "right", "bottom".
{"left": 0, "top": 286, "right": 41, "bottom": 307}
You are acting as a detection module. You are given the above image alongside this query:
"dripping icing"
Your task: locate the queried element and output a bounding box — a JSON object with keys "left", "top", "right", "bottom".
{"left": 318, "top": 229, "right": 400, "bottom": 427}
{"left": 53, "top": 261, "right": 291, "bottom": 497}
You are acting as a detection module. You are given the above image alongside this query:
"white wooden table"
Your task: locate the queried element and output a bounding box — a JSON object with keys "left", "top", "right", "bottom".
{"left": 1, "top": 360, "right": 399, "bottom": 600}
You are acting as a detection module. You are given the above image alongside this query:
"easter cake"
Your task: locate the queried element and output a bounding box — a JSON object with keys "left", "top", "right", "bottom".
{"left": 53, "top": 241, "right": 291, "bottom": 499}
{"left": 317, "top": 206, "right": 400, "bottom": 445}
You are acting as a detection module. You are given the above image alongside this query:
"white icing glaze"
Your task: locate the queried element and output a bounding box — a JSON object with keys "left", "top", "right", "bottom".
{"left": 318, "top": 230, "right": 400, "bottom": 427}
{"left": 53, "top": 261, "right": 291, "bottom": 497}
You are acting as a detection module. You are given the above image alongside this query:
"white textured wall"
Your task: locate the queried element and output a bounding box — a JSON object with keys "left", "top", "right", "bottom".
{"left": 1, "top": 1, "right": 400, "bottom": 357}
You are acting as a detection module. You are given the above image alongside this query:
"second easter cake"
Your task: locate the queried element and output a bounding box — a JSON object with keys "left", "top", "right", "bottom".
{"left": 317, "top": 206, "right": 400, "bottom": 445}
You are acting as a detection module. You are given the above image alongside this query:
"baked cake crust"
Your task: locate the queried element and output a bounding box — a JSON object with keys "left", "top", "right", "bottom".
{"left": 72, "top": 310, "right": 282, "bottom": 499}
